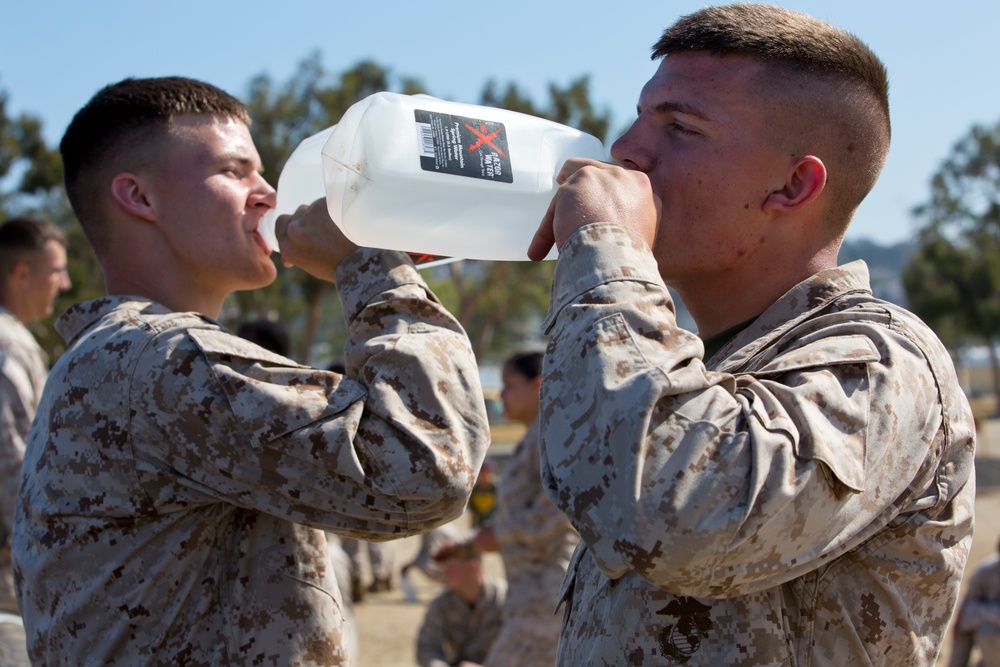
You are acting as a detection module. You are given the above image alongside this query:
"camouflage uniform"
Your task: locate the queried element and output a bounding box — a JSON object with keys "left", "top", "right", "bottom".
{"left": 12, "top": 249, "right": 489, "bottom": 666}
{"left": 0, "top": 309, "right": 47, "bottom": 537}
{"left": 0, "top": 307, "right": 47, "bottom": 615}
{"left": 417, "top": 574, "right": 506, "bottom": 667}
{"left": 950, "top": 554, "right": 1000, "bottom": 667}
{"left": 0, "top": 308, "right": 43, "bottom": 666}
{"left": 539, "top": 223, "right": 976, "bottom": 666}
{"left": 483, "top": 419, "right": 579, "bottom": 667}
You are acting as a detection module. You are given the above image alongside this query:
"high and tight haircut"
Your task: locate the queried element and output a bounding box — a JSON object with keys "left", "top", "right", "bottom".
{"left": 653, "top": 4, "right": 891, "bottom": 226}
{"left": 504, "top": 350, "right": 544, "bottom": 381}
{"left": 651, "top": 4, "right": 889, "bottom": 125}
{"left": 0, "top": 217, "right": 67, "bottom": 279}
{"left": 59, "top": 76, "right": 251, "bottom": 249}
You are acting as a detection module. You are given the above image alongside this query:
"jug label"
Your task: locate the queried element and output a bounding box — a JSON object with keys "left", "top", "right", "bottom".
{"left": 414, "top": 109, "right": 513, "bottom": 183}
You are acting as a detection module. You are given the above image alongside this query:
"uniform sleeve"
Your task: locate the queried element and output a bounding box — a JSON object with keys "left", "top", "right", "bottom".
{"left": 130, "top": 248, "right": 490, "bottom": 539}
{"left": 0, "top": 362, "right": 34, "bottom": 537}
{"left": 538, "top": 222, "right": 967, "bottom": 598}
{"left": 416, "top": 595, "right": 454, "bottom": 667}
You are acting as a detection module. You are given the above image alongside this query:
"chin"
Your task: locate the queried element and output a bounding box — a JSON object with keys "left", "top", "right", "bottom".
{"left": 237, "top": 266, "right": 278, "bottom": 292}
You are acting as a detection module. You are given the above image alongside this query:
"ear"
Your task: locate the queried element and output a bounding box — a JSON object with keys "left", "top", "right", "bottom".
{"left": 10, "top": 260, "right": 31, "bottom": 286}
{"left": 109, "top": 172, "right": 158, "bottom": 223}
{"left": 763, "top": 156, "right": 826, "bottom": 214}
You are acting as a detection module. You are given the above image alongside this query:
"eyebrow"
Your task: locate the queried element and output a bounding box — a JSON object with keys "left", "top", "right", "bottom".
{"left": 641, "top": 101, "right": 714, "bottom": 123}
{"left": 219, "top": 154, "right": 266, "bottom": 175}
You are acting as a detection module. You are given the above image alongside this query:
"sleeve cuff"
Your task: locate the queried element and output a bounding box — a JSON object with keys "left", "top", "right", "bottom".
{"left": 543, "top": 222, "right": 664, "bottom": 334}
{"left": 335, "top": 248, "right": 426, "bottom": 323}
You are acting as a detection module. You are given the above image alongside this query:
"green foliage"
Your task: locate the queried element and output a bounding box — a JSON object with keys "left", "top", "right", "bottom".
{"left": 480, "top": 75, "right": 612, "bottom": 144}
{"left": 0, "top": 60, "right": 613, "bottom": 365}
{"left": 0, "top": 82, "right": 103, "bottom": 360}
{"left": 903, "top": 118, "right": 1000, "bottom": 397}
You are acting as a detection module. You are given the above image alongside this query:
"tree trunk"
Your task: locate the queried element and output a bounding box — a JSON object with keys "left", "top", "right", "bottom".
{"left": 300, "top": 282, "right": 329, "bottom": 365}
{"left": 989, "top": 338, "right": 1000, "bottom": 416}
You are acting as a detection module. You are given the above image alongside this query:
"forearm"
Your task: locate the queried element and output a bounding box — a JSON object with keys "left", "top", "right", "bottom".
{"left": 136, "top": 250, "right": 489, "bottom": 537}
{"left": 336, "top": 249, "right": 489, "bottom": 530}
{"left": 539, "top": 223, "right": 940, "bottom": 597}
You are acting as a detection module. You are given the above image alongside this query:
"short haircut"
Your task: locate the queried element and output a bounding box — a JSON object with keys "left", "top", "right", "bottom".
{"left": 653, "top": 4, "right": 891, "bottom": 229}
{"left": 504, "top": 350, "right": 544, "bottom": 381}
{"left": 0, "top": 217, "right": 67, "bottom": 281}
{"left": 59, "top": 76, "right": 251, "bottom": 252}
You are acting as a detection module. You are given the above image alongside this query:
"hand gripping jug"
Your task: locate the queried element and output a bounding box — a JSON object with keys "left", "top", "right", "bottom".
{"left": 258, "top": 92, "right": 606, "bottom": 262}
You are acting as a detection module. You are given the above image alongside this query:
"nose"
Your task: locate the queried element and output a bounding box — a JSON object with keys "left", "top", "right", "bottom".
{"left": 60, "top": 270, "right": 72, "bottom": 292}
{"left": 610, "top": 119, "right": 652, "bottom": 172}
{"left": 250, "top": 173, "right": 277, "bottom": 210}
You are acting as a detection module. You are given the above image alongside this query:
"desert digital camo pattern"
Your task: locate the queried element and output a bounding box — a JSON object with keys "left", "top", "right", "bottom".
{"left": 539, "top": 223, "right": 977, "bottom": 666}
{"left": 12, "top": 248, "right": 489, "bottom": 666}
{"left": 482, "top": 419, "right": 578, "bottom": 667}
{"left": 0, "top": 307, "right": 48, "bottom": 615}
{"left": 417, "top": 574, "right": 506, "bottom": 667}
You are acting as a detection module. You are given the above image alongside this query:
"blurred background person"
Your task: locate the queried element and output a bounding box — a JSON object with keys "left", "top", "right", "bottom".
{"left": 416, "top": 541, "right": 505, "bottom": 667}
{"left": 235, "top": 318, "right": 291, "bottom": 358}
{"left": 473, "top": 351, "right": 578, "bottom": 667}
{"left": 467, "top": 458, "right": 497, "bottom": 528}
{"left": 0, "top": 217, "right": 71, "bottom": 667}
{"left": 950, "top": 536, "right": 1000, "bottom": 666}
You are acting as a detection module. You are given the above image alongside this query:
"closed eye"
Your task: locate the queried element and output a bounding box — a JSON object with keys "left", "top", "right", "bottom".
{"left": 668, "top": 121, "right": 700, "bottom": 138}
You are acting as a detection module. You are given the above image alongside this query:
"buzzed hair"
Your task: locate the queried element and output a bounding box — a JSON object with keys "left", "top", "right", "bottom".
{"left": 59, "top": 76, "right": 251, "bottom": 251}
{"left": 0, "top": 217, "right": 67, "bottom": 284}
{"left": 653, "top": 4, "right": 891, "bottom": 229}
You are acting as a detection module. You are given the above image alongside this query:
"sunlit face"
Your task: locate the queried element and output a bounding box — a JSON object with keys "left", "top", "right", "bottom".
{"left": 22, "top": 239, "right": 71, "bottom": 322}
{"left": 500, "top": 363, "right": 541, "bottom": 425}
{"left": 610, "top": 52, "right": 788, "bottom": 289}
{"left": 441, "top": 555, "right": 481, "bottom": 591}
{"left": 144, "top": 114, "right": 277, "bottom": 299}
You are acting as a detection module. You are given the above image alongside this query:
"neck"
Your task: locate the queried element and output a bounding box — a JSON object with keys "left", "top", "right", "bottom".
{"left": 675, "top": 247, "right": 839, "bottom": 339}
{"left": 0, "top": 297, "right": 28, "bottom": 324}
{"left": 103, "top": 268, "right": 226, "bottom": 318}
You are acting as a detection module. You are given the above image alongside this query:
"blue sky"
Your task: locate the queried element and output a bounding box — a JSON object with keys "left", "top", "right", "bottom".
{"left": 2, "top": 0, "right": 997, "bottom": 246}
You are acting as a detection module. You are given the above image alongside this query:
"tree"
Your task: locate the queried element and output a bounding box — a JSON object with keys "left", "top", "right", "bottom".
{"left": 0, "top": 84, "right": 63, "bottom": 216}
{"left": 0, "top": 82, "right": 103, "bottom": 359}
{"left": 902, "top": 120, "right": 1000, "bottom": 400}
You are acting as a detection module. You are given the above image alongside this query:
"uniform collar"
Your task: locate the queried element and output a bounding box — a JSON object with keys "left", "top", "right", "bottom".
{"left": 707, "top": 260, "right": 872, "bottom": 370}
{"left": 55, "top": 296, "right": 173, "bottom": 346}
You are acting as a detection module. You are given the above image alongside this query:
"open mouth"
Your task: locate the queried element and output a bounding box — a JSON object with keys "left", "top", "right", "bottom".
{"left": 251, "top": 228, "right": 272, "bottom": 254}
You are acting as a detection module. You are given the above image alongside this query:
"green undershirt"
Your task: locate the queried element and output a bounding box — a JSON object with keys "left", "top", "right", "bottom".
{"left": 700, "top": 315, "right": 758, "bottom": 363}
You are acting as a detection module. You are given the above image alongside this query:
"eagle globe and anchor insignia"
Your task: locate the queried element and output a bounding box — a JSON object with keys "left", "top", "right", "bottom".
{"left": 656, "top": 596, "right": 713, "bottom": 662}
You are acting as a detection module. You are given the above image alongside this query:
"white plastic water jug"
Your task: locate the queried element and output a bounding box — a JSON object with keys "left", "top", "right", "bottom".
{"left": 258, "top": 126, "right": 336, "bottom": 253}
{"left": 259, "top": 93, "right": 606, "bottom": 262}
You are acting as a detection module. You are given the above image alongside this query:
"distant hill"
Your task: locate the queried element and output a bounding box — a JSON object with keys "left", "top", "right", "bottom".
{"left": 839, "top": 238, "right": 915, "bottom": 276}
{"left": 839, "top": 238, "right": 915, "bottom": 306}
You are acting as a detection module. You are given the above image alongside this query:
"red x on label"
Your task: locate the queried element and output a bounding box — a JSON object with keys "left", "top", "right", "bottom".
{"left": 466, "top": 123, "right": 507, "bottom": 158}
